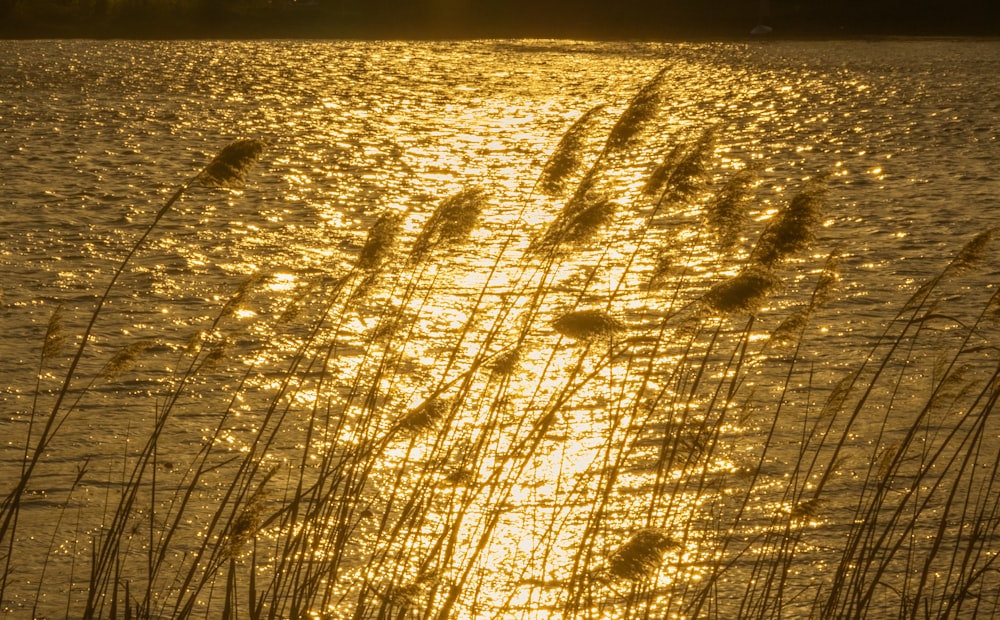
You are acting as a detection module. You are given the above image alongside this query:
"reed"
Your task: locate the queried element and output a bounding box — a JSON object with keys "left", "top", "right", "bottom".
{"left": 5, "top": 67, "right": 999, "bottom": 620}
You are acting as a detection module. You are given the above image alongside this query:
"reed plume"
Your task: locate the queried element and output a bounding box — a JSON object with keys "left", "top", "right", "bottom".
{"left": 643, "top": 144, "right": 685, "bottom": 197}
{"left": 607, "top": 528, "right": 678, "bottom": 581}
{"left": 812, "top": 251, "right": 841, "bottom": 307}
{"left": 706, "top": 167, "right": 756, "bottom": 254}
{"left": 196, "top": 138, "right": 267, "bottom": 188}
{"left": 358, "top": 211, "right": 403, "bottom": 272}
{"left": 943, "top": 227, "right": 995, "bottom": 277}
{"left": 100, "top": 339, "right": 159, "bottom": 382}
{"left": 41, "top": 304, "right": 66, "bottom": 362}
{"left": 769, "top": 308, "right": 812, "bottom": 347}
{"left": 222, "top": 465, "right": 279, "bottom": 560}
{"left": 749, "top": 175, "right": 826, "bottom": 268}
{"left": 219, "top": 272, "right": 268, "bottom": 321}
{"left": 489, "top": 347, "right": 522, "bottom": 377}
{"left": 552, "top": 309, "right": 627, "bottom": 342}
{"left": 700, "top": 267, "right": 783, "bottom": 316}
{"left": 538, "top": 105, "right": 606, "bottom": 195}
{"left": 397, "top": 397, "right": 452, "bottom": 433}
{"left": 606, "top": 68, "right": 668, "bottom": 154}
{"left": 660, "top": 126, "right": 717, "bottom": 205}
{"left": 409, "top": 188, "right": 485, "bottom": 263}
{"left": 790, "top": 497, "right": 825, "bottom": 521}
{"left": 769, "top": 251, "right": 840, "bottom": 345}
{"left": 546, "top": 197, "right": 617, "bottom": 251}
{"left": 200, "top": 337, "right": 230, "bottom": 371}
{"left": 647, "top": 250, "right": 676, "bottom": 289}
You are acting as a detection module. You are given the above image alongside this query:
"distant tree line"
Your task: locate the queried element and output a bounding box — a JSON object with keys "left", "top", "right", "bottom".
{"left": 1, "top": 0, "right": 270, "bottom": 19}
{"left": 2, "top": 0, "right": 997, "bottom": 36}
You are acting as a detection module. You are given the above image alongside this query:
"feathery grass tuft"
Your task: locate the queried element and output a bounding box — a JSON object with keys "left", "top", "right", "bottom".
{"left": 552, "top": 309, "right": 627, "bottom": 342}
{"left": 398, "top": 397, "right": 452, "bottom": 432}
{"left": 643, "top": 144, "right": 686, "bottom": 197}
{"left": 812, "top": 251, "right": 841, "bottom": 306}
{"left": 769, "top": 308, "right": 812, "bottom": 347}
{"left": 219, "top": 272, "right": 268, "bottom": 321}
{"left": 701, "top": 267, "right": 783, "bottom": 315}
{"left": 489, "top": 348, "right": 522, "bottom": 377}
{"left": 661, "top": 126, "right": 717, "bottom": 205}
{"left": 790, "top": 498, "right": 825, "bottom": 521}
{"left": 358, "top": 211, "right": 403, "bottom": 272}
{"left": 538, "top": 105, "right": 606, "bottom": 195}
{"left": 750, "top": 175, "right": 826, "bottom": 268}
{"left": 606, "top": 68, "right": 668, "bottom": 153}
{"left": 534, "top": 197, "right": 616, "bottom": 252}
{"left": 607, "top": 528, "right": 678, "bottom": 581}
{"left": 41, "top": 304, "right": 66, "bottom": 362}
{"left": 410, "top": 187, "right": 486, "bottom": 263}
{"left": 196, "top": 138, "right": 267, "bottom": 188}
{"left": 942, "top": 227, "right": 995, "bottom": 276}
{"left": 769, "top": 252, "right": 840, "bottom": 345}
{"left": 223, "top": 466, "right": 277, "bottom": 559}
{"left": 100, "top": 339, "right": 159, "bottom": 382}
{"left": 706, "top": 167, "right": 756, "bottom": 254}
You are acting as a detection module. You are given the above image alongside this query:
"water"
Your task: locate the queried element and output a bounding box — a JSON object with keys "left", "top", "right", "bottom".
{"left": 1, "top": 38, "right": 999, "bottom": 619}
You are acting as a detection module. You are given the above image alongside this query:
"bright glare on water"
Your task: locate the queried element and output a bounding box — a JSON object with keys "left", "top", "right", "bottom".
{"left": 1, "top": 39, "right": 999, "bottom": 619}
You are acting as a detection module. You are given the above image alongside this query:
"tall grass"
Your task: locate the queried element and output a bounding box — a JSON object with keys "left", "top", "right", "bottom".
{"left": 3, "top": 68, "right": 1000, "bottom": 620}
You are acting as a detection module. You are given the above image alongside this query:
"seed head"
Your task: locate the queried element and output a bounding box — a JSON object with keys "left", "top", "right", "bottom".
{"left": 661, "top": 126, "right": 717, "bottom": 205}
{"left": 701, "top": 267, "right": 782, "bottom": 316}
{"left": 607, "top": 528, "right": 678, "bottom": 581}
{"left": 538, "top": 105, "right": 605, "bottom": 196}
{"left": 552, "top": 309, "right": 627, "bottom": 342}
{"left": 358, "top": 211, "right": 403, "bottom": 272}
{"left": 706, "top": 167, "right": 756, "bottom": 254}
{"left": 398, "top": 397, "right": 452, "bottom": 433}
{"left": 790, "top": 497, "right": 826, "bottom": 521}
{"left": 42, "top": 304, "right": 67, "bottom": 361}
{"left": 943, "top": 228, "right": 996, "bottom": 278}
{"left": 489, "top": 348, "right": 522, "bottom": 377}
{"left": 606, "top": 68, "right": 668, "bottom": 153}
{"left": 750, "top": 176, "right": 826, "bottom": 268}
{"left": 534, "top": 197, "right": 616, "bottom": 252}
{"left": 196, "top": 138, "right": 267, "bottom": 189}
{"left": 101, "top": 339, "right": 159, "bottom": 382}
{"left": 770, "top": 307, "right": 812, "bottom": 347}
{"left": 409, "top": 188, "right": 485, "bottom": 263}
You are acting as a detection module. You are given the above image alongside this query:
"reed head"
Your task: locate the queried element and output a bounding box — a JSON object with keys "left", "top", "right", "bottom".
{"left": 358, "top": 211, "right": 403, "bottom": 272}
{"left": 700, "top": 267, "right": 783, "bottom": 316}
{"left": 607, "top": 528, "right": 678, "bottom": 581}
{"left": 197, "top": 138, "right": 267, "bottom": 188}
{"left": 552, "top": 309, "right": 627, "bottom": 342}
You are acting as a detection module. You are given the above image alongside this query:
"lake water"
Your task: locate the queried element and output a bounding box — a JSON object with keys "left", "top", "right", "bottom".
{"left": 1, "top": 38, "right": 999, "bottom": 619}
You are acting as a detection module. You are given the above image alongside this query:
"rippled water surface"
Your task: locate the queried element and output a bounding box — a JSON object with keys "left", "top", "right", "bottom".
{"left": 1, "top": 39, "right": 1000, "bottom": 619}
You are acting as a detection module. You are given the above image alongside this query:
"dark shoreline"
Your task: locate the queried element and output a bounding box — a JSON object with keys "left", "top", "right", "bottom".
{"left": 2, "top": 4, "right": 998, "bottom": 42}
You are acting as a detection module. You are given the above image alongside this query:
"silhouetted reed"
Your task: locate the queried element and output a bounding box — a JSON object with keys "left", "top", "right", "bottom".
{"left": 653, "top": 126, "right": 717, "bottom": 206}
{"left": 607, "top": 528, "right": 678, "bottom": 582}
{"left": 358, "top": 211, "right": 403, "bottom": 272}
{"left": 700, "top": 266, "right": 783, "bottom": 315}
{"left": 605, "top": 67, "right": 669, "bottom": 154}
{"left": 409, "top": 187, "right": 485, "bottom": 263}
{"left": 706, "top": 167, "right": 756, "bottom": 254}
{"left": 533, "top": 196, "right": 617, "bottom": 252}
{"left": 749, "top": 175, "right": 826, "bottom": 268}
{"left": 196, "top": 138, "right": 267, "bottom": 188}
{"left": 538, "top": 105, "right": 606, "bottom": 196}
{"left": 552, "top": 308, "right": 627, "bottom": 342}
